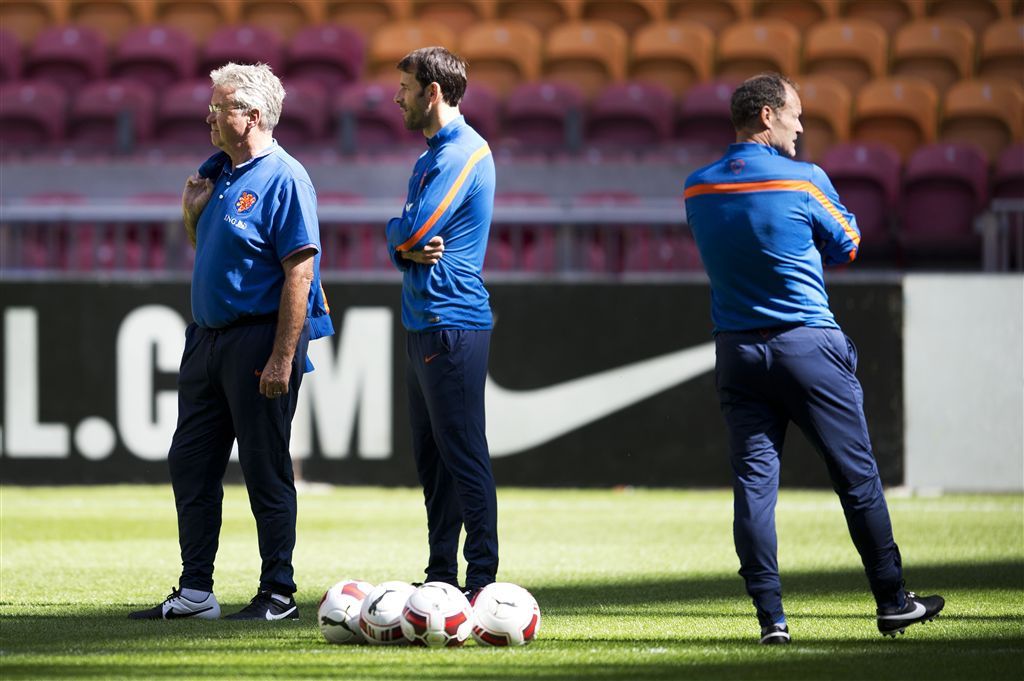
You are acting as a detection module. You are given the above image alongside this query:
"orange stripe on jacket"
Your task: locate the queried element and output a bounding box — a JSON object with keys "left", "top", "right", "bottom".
{"left": 397, "top": 144, "right": 492, "bottom": 252}
{"left": 684, "top": 179, "right": 860, "bottom": 260}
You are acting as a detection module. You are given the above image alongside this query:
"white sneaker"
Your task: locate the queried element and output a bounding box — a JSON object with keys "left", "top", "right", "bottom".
{"left": 128, "top": 587, "right": 221, "bottom": 620}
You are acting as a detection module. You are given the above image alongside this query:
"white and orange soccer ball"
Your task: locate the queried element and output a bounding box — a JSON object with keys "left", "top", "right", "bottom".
{"left": 317, "top": 579, "right": 373, "bottom": 644}
{"left": 400, "top": 582, "right": 474, "bottom": 648}
{"left": 471, "top": 582, "right": 540, "bottom": 647}
{"left": 358, "top": 581, "right": 416, "bottom": 645}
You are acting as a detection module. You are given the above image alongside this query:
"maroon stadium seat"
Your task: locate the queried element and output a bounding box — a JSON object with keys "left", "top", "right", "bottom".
{"left": 0, "top": 28, "right": 23, "bottom": 82}
{"left": 284, "top": 24, "right": 365, "bottom": 93}
{"left": 273, "top": 79, "right": 329, "bottom": 148}
{"left": 491, "top": 192, "right": 556, "bottom": 272}
{"left": 110, "top": 25, "right": 197, "bottom": 92}
{"left": 199, "top": 25, "right": 284, "bottom": 76}
{"left": 24, "top": 25, "right": 107, "bottom": 93}
{"left": 993, "top": 144, "right": 1024, "bottom": 199}
{"left": 458, "top": 83, "right": 502, "bottom": 145}
{"left": 675, "top": 79, "right": 739, "bottom": 151}
{"left": 334, "top": 81, "right": 421, "bottom": 152}
{"left": 0, "top": 79, "right": 67, "bottom": 149}
{"left": 68, "top": 78, "right": 156, "bottom": 151}
{"left": 501, "top": 80, "right": 585, "bottom": 152}
{"left": 586, "top": 81, "right": 675, "bottom": 148}
{"left": 156, "top": 78, "right": 213, "bottom": 150}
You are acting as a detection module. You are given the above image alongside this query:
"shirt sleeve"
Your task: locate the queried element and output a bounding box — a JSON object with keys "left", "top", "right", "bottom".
{"left": 808, "top": 165, "right": 861, "bottom": 265}
{"left": 271, "top": 178, "right": 320, "bottom": 261}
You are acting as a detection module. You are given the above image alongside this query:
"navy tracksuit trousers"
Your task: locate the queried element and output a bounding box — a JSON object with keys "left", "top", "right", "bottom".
{"left": 169, "top": 317, "right": 309, "bottom": 596}
{"left": 406, "top": 328, "right": 498, "bottom": 591}
{"left": 715, "top": 325, "right": 904, "bottom": 627}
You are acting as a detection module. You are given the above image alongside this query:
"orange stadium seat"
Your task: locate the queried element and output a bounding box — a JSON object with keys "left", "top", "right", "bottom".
{"left": 284, "top": 25, "right": 366, "bottom": 93}
{"left": 501, "top": 80, "right": 586, "bottom": 151}
{"left": 155, "top": 78, "right": 215, "bottom": 149}
{"left": 66, "top": 0, "right": 149, "bottom": 44}
{"left": 585, "top": 81, "right": 675, "bottom": 147}
{"left": 675, "top": 79, "right": 739, "bottom": 151}
{"left": 716, "top": 20, "right": 801, "bottom": 82}
{"left": 542, "top": 20, "right": 628, "bottom": 99}
{"left": 458, "top": 20, "right": 542, "bottom": 98}
{"left": 272, "top": 79, "right": 330, "bottom": 148}
{"left": 579, "top": 0, "right": 666, "bottom": 35}
{"left": 628, "top": 21, "right": 714, "bottom": 96}
{"left": 323, "top": 0, "right": 408, "bottom": 37}
{"left": 151, "top": 1, "right": 237, "bottom": 44}
{"left": 978, "top": 18, "right": 1024, "bottom": 83}
{"left": 0, "top": 1, "right": 66, "bottom": 45}
{"left": 333, "top": 81, "right": 421, "bottom": 152}
{"left": 67, "top": 78, "right": 156, "bottom": 150}
{"left": 940, "top": 79, "right": 1024, "bottom": 161}
{"left": 852, "top": 77, "right": 939, "bottom": 158}
{"left": 0, "top": 29, "right": 23, "bottom": 81}
{"left": 494, "top": 0, "right": 578, "bottom": 34}
{"left": 795, "top": 74, "right": 852, "bottom": 162}
{"left": 199, "top": 25, "right": 285, "bottom": 76}
{"left": 891, "top": 18, "right": 976, "bottom": 94}
{"left": 925, "top": 0, "right": 1012, "bottom": 34}
{"left": 24, "top": 25, "right": 107, "bottom": 94}
{"left": 240, "top": 0, "right": 324, "bottom": 41}
{"left": 110, "top": 25, "right": 197, "bottom": 92}
{"left": 803, "top": 19, "right": 888, "bottom": 93}
{"left": 366, "top": 21, "right": 456, "bottom": 80}
{"left": 837, "top": 0, "right": 923, "bottom": 35}
{"left": 750, "top": 0, "right": 838, "bottom": 32}
{"left": 410, "top": 0, "right": 494, "bottom": 35}
{"left": 0, "top": 79, "right": 67, "bottom": 148}
{"left": 665, "top": 0, "right": 750, "bottom": 33}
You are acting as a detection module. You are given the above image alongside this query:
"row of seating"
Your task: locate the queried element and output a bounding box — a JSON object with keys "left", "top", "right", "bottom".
{"left": 2, "top": 74, "right": 1020, "bottom": 165}
{"left": 2, "top": 15, "right": 1021, "bottom": 100}
{"left": 3, "top": 0, "right": 1018, "bottom": 44}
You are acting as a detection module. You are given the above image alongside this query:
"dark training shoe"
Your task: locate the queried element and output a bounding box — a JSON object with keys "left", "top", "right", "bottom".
{"left": 128, "top": 587, "right": 221, "bottom": 620}
{"left": 877, "top": 591, "right": 945, "bottom": 637}
{"left": 224, "top": 590, "right": 299, "bottom": 621}
{"left": 759, "top": 623, "right": 791, "bottom": 645}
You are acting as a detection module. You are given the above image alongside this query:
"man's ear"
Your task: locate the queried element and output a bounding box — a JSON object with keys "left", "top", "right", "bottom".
{"left": 247, "top": 108, "right": 261, "bottom": 131}
{"left": 429, "top": 82, "right": 442, "bottom": 104}
{"left": 759, "top": 104, "right": 773, "bottom": 129}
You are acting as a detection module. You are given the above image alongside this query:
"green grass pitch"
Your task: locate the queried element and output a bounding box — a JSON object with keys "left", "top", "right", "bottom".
{"left": 1, "top": 486, "right": 1021, "bottom": 680}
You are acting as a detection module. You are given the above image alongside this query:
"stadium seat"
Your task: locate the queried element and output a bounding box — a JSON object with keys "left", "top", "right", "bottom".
{"left": 819, "top": 142, "right": 901, "bottom": 253}
{"left": 110, "top": 25, "right": 197, "bottom": 92}
{"left": 750, "top": 0, "right": 837, "bottom": 31}
{"left": 852, "top": 77, "right": 939, "bottom": 158}
{"left": 151, "top": 1, "right": 237, "bottom": 44}
{"left": 323, "top": 0, "right": 409, "bottom": 37}
{"left": 795, "top": 74, "right": 852, "bottom": 162}
{"left": 899, "top": 142, "right": 989, "bottom": 261}
{"left": 0, "top": 29, "right": 23, "bottom": 82}
{"left": 67, "top": 78, "right": 156, "bottom": 151}
{"left": 675, "top": 79, "right": 738, "bottom": 151}
{"left": 542, "top": 21, "right": 628, "bottom": 100}
{"left": 66, "top": 0, "right": 148, "bottom": 43}
{"left": 665, "top": 0, "right": 750, "bottom": 33}
{"left": 457, "top": 21, "right": 541, "bottom": 99}
{"left": 940, "top": 79, "right": 1024, "bottom": 161}
{"left": 272, "top": 79, "right": 329, "bottom": 148}
{"left": 0, "top": 79, "right": 66, "bottom": 149}
{"left": 494, "top": 0, "right": 577, "bottom": 34}
{"left": 924, "top": 0, "right": 1012, "bottom": 34}
{"left": 155, "top": 78, "right": 214, "bottom": 149}
{"left": 284, "top": 24, "right": 365, "bottom": 94}
{"left": 241, "top": 0, "right": 323, "bottom": 40}
{"left": 0, "top": 0, "right": 65, "bottom": 45}
{"left": 803, "top": 19, "right": 888, "bottom": 93}
{"left": 579, "top": 0, "right": 666, "bottom": 35}
{"left": 410, "top": 0, "right": 493, "bottom": 34}
{"left": 458, "top": 82, "right": 501, "bottom": 143}
{"left": 623, "top": 223, "right": 703, "bottom": 272}
{"left": 992, "top": 143, "right": 1024, "bottom": 198}
{"left": 836, "top": 0, "right": 923, "bottom": 35}
{"left": 978, "top": 18, "right": 1024, "bottom": 84}
{"left": 24, "top": 25, "right": 107, "bottom": 93}
{"left": 716, "top": 20, "right": 801, "bottom": 81}
{"left": 334, "top": 81, "right": 421, "bottom": 152}
{"left": 199, "top": 25, "right": 285, "bottom": 76}
{"left": 628, "top": 21, "right": 714, "bottom": 96}
{"left": 585, "top": 81, "right": 675, "bottom": 148}
{"left": 366, "top": 21, "right": 456, "bottom": 80}
{"left": 489, "top": 193, "right": 556, "bottom": 272}
{"left": 890, "top": 18, "right": 976, "bottom": 94}
{"left": 501, "top": 80, "right": 586, "bottom": 152}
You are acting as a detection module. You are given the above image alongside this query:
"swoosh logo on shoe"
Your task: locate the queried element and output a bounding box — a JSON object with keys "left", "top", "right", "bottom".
{"left": 485, "top": 342, "right": 716, "bottom": 456}
{"left": 879, "top": 601, "right": 927, "bottom": 620}
{"left": 165, "top": 606, "right": 214, "bottom": 619}
{"left": 266, "top": 605, "right": 297, "bottom": 620}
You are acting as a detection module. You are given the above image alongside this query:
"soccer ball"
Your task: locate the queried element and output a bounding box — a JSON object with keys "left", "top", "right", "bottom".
{"left": 318, "top": 579, "right": 373, "bottom": 644}
{"left": 400, "top": 582, "right": 474, "bottom": 648}
{"left": 358, "top": 581, "right": 416, "bottom": 645}
{"left": 471, "top": 582, "right": 540, "bottom": 646}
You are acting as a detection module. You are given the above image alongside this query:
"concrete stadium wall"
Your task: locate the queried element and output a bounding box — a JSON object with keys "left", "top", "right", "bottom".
{"left": 904, "top": 275, "right": 1024, "bottom": 492}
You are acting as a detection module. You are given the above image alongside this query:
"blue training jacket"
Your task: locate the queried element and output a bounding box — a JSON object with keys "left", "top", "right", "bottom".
{"left": 386, "top": 116, "right": 495, "bottom": 332}
{"left": 684, "top": 143, "right": 861, "bottom": 333}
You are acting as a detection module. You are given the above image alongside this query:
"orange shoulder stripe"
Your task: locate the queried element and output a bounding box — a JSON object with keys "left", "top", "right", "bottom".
{"left": 397, "top": 143, "right": 492, "bottom": 252}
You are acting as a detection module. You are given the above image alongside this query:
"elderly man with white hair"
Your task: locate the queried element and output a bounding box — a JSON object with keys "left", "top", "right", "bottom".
{"left": 129, "top": 62, "right": 333, "bottom": 622}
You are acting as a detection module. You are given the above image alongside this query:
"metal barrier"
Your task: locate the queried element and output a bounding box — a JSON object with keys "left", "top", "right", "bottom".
{"left": 977, "top": 199, "right": 1024, "bottom": 272}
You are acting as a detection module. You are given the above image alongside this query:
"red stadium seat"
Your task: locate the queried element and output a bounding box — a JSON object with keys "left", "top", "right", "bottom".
{"left": 273, "top": 79, "right": 329, "bottom": 148}
{"left": 489, "top": 193, "right": 557, "bottom": 272}
{"left": 978, "top": 18, "right": 1024, "bottom": 84}
{"left": 155, "top": 78, "right": 214, "bottom": 150}
{"left": 284, "top": 24, "right": 365, "bottom": 93}
{"left": 0, "top": 28, "right": 23, "bottom": 82}
{"left": 796, "top": 74, "right": 852, "bottom": 162}
{"left": 110, "top": 25, "right": 197, "bottom": 92}
{"left": 579, "top": 0, "right": 666, "bottom": 35}
{"left": 624, "top": 224, "right": 703, "bottom": 272}
{"left": 67, "top": 78, "right": 157, "bottom": 151}
{"left": 585, "top": 81, "right": 675, "bottom": 148}
{"left": 819, "top": 142, "right": 901, "bottom": 256}
{"left": 890, "top": 18, "right": 976, "bottom": 94}
{"left": 993, "top": 144, "right": 1024, "bottom": 198}
{"left": 675, "top": 79, "right": 738, "bottom": 152}
{"left": 199, "top": 25, "right": 284, "bottom": 76}
{"left": 0, "top": 79, "right": 67, "bottom": 149}
{"left": 924, "top": 0, "right": 1012, "bottom": 34}
{"left": 750, "top": 0, "right": 838, "bottom": 31}
{"left": 803, "top": 18, "right": 888, "bottom": 94}
{"left": 334, "top": 81, "right": 421, "bottom": 152}
{"left": 458, "top": 20, "right": 542, "bottom": 98}
{"left": 24, "top": 25, "right": 107, "bottom": 93}
{"left": 716, "top": 19, "right": 801, "bottom": 81}
{"left": 542, "top": 20, "right": 629, "bottom": 100}
{"left": 852, "top": 77, "right": 939, "bottom": 159}
{"left": 458, "top": 83, "right": 502, "bottom": 144}
{"left": 501, "top": 80, "right": 586, "bottom": 152}
{"left": 665, "top": 0, "right": 750, "bottom": 33}
{"left": 940, "top": 79, "right": 1024, "bottom": 162}
{"left": 628, "top": 20, "right": 714, "bottom": 96}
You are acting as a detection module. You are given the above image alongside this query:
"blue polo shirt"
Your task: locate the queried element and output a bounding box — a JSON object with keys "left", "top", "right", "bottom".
{"left": 684, "top": 143, "right": 861, "bottom": 333}
{"left": 385, "top": 116, "right": 495, "bottom": 332}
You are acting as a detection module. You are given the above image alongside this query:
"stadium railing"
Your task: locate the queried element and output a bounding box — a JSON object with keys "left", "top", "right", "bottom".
{"left": 976, "top": 198, "right": 1024, "bottom": 272}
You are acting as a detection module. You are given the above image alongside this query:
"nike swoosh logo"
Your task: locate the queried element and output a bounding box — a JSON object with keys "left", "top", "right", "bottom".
{"left": 879, "top": 601, "right": 927, "bottom": 620}
{"left": 424, "top": 352, "right": 442, "bottom": 364}
{"left": 486, "top": 342, "right": 716, "bottom": 456}
{"left": 266, "top": 605, "right": 297, "bottom": 620}
{"left": 166, "top": 606, "right": 214, "bottom": 619}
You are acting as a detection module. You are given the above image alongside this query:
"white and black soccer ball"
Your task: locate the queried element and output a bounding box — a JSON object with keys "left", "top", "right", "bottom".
{"left": 400, "top": 582, "right": 474, "bottom": 648}
{"left": 471, "top": 582, "right": 540, "bottom": 647}
{"left": 318, "top": 579, "right": 374, "bottom": 644}
{"left": 358, "top": 581, "right": 416, "bottom": 645}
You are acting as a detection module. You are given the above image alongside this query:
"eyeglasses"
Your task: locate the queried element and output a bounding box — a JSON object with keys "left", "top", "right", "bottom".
{"left": 208, "top": 102, "right": 248, "bottom": 114}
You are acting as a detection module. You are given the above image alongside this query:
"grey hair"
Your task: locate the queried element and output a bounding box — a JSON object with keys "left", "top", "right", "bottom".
{"left": 209, "top": 62, "right": 285, "bottom": 131}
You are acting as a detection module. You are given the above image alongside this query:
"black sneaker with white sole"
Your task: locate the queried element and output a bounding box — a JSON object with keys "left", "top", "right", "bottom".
{"left": 759, "top": 623, "right": 791, "bottom": 645}
{"left": 877, "top": 591, "right": 945, "bottom": 637}
{"left": 224, "top": 590, "right": 299, "bottom": 621}
{"left": 128, "top": 587, "right": 220, "bottom": 620}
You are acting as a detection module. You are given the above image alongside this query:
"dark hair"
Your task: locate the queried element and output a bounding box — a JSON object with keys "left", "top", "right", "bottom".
{"left": 730, "top": 73, "right": 798, "bottom": 131}
{"left": 397, "top": 46, "right": 467, "bottom": 106}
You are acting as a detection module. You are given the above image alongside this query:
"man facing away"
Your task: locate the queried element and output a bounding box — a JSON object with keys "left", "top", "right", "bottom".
{"left": 129, "top": 62, "right": 333, "bottom": 621}
{"left": 387, "top": 46, "right": 499, "bottom": 600}
{"left": 683, "top": 73, "right": 944, "bottom": 644}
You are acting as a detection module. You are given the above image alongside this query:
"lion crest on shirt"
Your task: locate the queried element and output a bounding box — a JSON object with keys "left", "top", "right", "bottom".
{"left": 235, "top": 191, "right": 258, "bottom": 214}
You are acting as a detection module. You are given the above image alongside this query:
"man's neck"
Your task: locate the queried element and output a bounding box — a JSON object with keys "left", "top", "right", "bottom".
{"left": 227, "top": 132, "right": 274, "bottom": 168}
{"left": 738, "top": 130, "right": 772, "bottom": 147}
{"left": 424, "top": 106, "right": 460, "bottom": 139}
